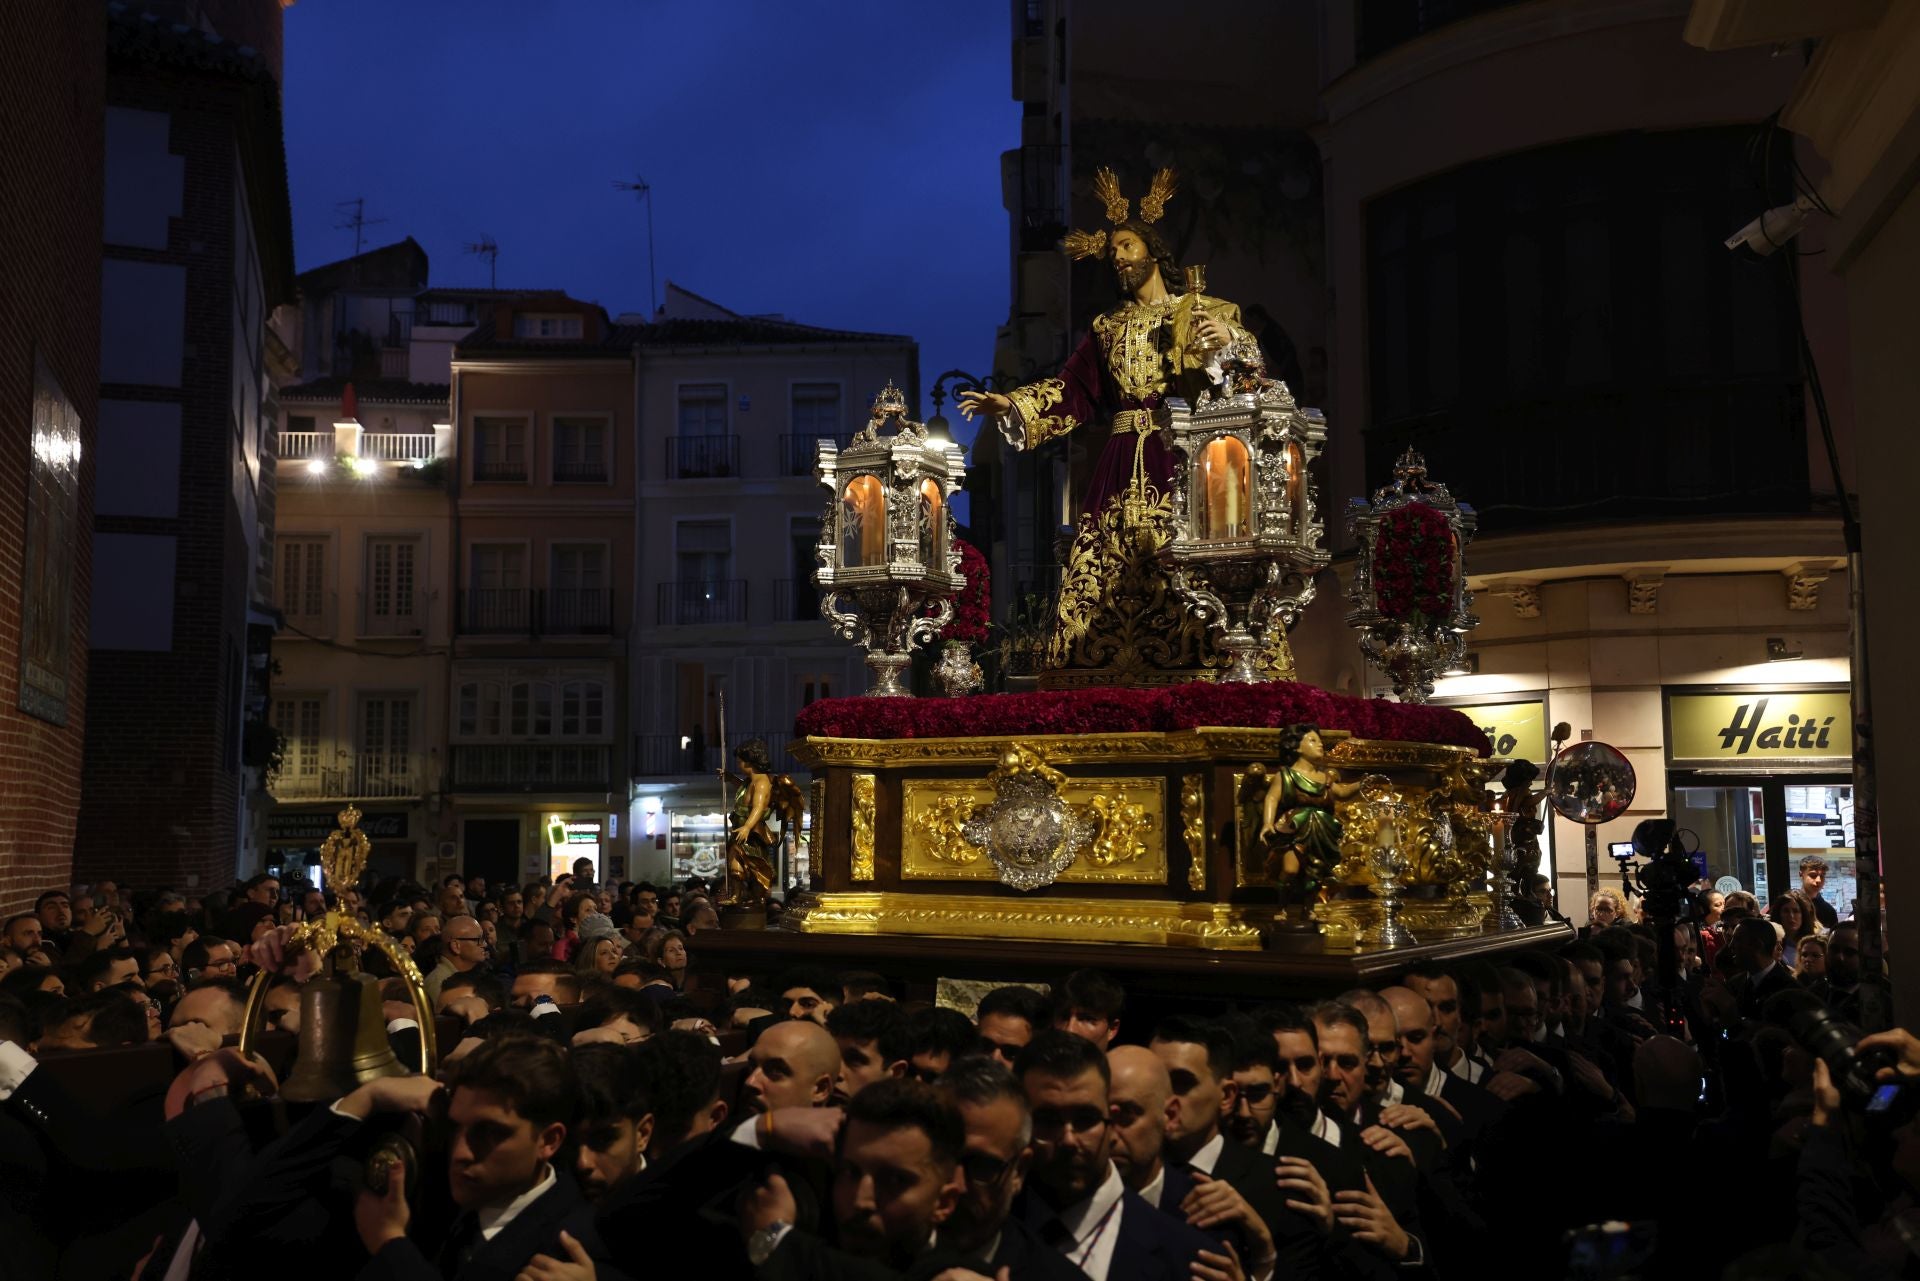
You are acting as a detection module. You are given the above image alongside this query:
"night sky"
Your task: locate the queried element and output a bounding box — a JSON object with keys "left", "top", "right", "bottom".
{"left": 282, "top": 0, "right": 1016, "bottom": 444}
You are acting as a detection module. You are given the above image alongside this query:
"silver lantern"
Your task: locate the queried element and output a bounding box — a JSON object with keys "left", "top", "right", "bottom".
{"left": 1345, "top": 449, "right": 1479, "bottom": 703}
{"left": 1161, "top": 370, "right": 1330, "bottom": 683}
{"left": 814, "top": 383, "right": 967, "bottom": 697}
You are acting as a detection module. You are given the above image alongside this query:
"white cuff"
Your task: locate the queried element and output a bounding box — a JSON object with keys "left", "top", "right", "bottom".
{"left": 994, "top": 414, "right": 1027, "bottom": 452}
{"left": 0, "top": 1040, "right": 37, "bottom": 1100}
{"left": 730, "top": 1115, "right": 763, "bottom": 1150}
{"left": 385, "top": 1018, "right": 419, "bottom": 1034}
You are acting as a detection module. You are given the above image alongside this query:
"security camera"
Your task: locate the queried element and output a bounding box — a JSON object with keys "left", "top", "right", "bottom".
{"left": 1725, "top": 193, "right": 1817, "bottom": 257}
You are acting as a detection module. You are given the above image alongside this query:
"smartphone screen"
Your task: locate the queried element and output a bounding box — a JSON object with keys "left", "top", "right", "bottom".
{"left": 1867, "top": 1083, "right": 1901, "bottom": 1113}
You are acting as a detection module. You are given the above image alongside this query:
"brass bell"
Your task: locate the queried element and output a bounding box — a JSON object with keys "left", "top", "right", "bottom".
{"left": 280, "top": 969, "right": 407, "bottom": 1103}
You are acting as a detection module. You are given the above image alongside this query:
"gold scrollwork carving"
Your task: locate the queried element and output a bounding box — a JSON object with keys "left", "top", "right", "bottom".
{"left": 1085, "top": 792, "right": 1155, "bottom": 868}
{"left": 900, "top": 776, "right": 1167, "bottom": 884}
{"left": 907, "top": 792, "right": 985, "bottom": 867}
{"left": 1181, "top": 772, "right": 1207, "bottom": 891}
{"left": 850, "top": 773, "right": 876, "bottom": 882}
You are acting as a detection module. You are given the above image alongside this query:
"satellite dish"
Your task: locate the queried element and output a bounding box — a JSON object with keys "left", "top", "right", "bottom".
{"left": 1545, "top": 741, "right": 1636, "bottom": 825}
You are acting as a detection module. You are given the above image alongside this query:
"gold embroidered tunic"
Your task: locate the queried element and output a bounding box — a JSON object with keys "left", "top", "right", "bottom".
{"left": 1001, "top": 293, "right": 1295, "bottom": 685}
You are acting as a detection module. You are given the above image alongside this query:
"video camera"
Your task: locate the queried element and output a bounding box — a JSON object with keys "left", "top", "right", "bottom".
{"left": 1765, "top": 987, "right": 1904, "bottom": 1113}
{"left": 1611, "top": 818, "right": 1707, "bottom": 923}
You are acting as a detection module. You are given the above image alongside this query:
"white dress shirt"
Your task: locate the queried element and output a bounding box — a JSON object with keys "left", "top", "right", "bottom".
{"left": 1139, "top": 1161, "right": 1167, "bottom": 1210}
{"left": 1186, "top": 1131, "right": 1226, "bottom": 1175}
{"left": 1042, "top": 1161, "right": 1127, "bottom": 1281}
{"left": 477, "top": 1164, "right": 556, "bottom": 1242}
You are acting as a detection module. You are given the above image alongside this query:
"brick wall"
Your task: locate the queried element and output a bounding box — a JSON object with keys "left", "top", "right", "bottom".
{"left": 75, "top": 63, "right": 268, "bottom": 895}
{"left": 0, "top": 2, "right": 105, "bottom": 914}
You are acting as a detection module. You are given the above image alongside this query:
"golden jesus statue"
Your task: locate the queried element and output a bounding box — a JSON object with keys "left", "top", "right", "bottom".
{"left": 959, "top": 168, "right": 1295, "bottom": 685}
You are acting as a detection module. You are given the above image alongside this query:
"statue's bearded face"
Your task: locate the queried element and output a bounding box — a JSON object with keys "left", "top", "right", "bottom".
{"left": 1110, "top": 230, "right": 1155, "bottom": 293}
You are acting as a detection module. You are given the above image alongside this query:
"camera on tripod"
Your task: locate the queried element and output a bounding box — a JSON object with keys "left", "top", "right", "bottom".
{"left": 1613, "top": 818, "right": 1706, "bottom": 922}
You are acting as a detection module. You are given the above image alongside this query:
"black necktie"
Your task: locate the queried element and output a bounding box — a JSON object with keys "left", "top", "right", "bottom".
{"left": 437, "top": 1213, "right": 480, "bottom": 1279}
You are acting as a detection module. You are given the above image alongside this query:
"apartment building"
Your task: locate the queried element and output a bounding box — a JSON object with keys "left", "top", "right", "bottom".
{"left": 628, "top": 284, "right": 917, "bottom": 885}
{"left": 448, "top": 296, "right": 638, "bottom": 890}
{"left": 267, "top": 376, "right": 451, "bottom": 887}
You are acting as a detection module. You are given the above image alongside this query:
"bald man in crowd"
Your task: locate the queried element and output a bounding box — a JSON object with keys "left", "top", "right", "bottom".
{"left": 742, "top": 1017, "right": 842, "bottom": 1113}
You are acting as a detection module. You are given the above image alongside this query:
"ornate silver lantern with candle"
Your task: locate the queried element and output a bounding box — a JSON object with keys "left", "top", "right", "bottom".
{"left": 813, "top": 384, "right": 968, "bottom": 697}
{"left": 1160, "top": 355, "right": 1329, "bottom": 683}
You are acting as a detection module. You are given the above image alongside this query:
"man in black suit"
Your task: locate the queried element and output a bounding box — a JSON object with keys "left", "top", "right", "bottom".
{"left": 1015, "top": 1030, "right": 1222, "bottom": 1281}
{"left": 1381, "top": 986, "right": 1504, "bottom": 1151}
{"left": 1725, "top": 917, "right": 1800, "bottom": 1022}
{"left": 737, "top": 1077, "right": 965, "bottom": 1280}
{"left": 240, "top": 1036, "right": 621, "bottom": 1281}
{"left": 924, "top": 1056, "right": 1084, "bottom": 1280}
{"left": 1150, "top": 1017, "right": 1325, "bottom": 1280}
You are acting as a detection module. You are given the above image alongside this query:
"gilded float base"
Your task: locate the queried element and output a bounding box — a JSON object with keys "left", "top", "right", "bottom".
{"left": 789, "top": 891, "right": 1264, "bottom": 951}
{"left": 1401, "top": 893, "right": 1485, "bottom": 940}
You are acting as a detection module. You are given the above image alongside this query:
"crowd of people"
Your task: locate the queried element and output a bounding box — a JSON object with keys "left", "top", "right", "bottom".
{"left": 0, "top": 856, "right": 1910, "bottom": 1280}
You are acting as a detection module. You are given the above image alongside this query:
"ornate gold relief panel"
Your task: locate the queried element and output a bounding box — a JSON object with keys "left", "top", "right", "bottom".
{"left": 901, "top": 776, "right": 1167, "bottom": 884}
{"left": 850, "top": 773, "right": 876, "bottom": 882}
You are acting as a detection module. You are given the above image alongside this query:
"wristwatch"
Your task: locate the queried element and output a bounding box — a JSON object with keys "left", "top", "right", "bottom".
{"left": 746, "top": 1221, "right": 792, "bottom": 1266}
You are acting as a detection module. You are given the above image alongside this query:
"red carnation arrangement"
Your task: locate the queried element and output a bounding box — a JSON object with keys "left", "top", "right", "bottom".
{"left": 1372, "top": 503, "right": 1457, "bottom": 623}
{"left": 934, "top": 538, "right": 991, "bottom": 644}
{"left": 794, "top": 681, "right": 1493, "bottom": 755}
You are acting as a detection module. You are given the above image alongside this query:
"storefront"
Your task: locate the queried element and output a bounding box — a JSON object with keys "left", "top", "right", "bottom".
{"left": 542, "top": 812, "right": 622, "bottom": 883}
{"left": 1664, "top": 685, "right": 1855, "bottom": 915}
{"left": 264, "top": 808, "right": 415, "bottom": 887}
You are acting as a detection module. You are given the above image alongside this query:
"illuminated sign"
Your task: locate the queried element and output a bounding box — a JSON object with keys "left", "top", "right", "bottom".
{"left": 1667, "top": 689, "right": 1852, "bottom": 768}
{"left": 1441, "top": 698, "right": 1547, "bottom": 764}
{"left": 547, "top": 816, "right": 603, "bottom": 847}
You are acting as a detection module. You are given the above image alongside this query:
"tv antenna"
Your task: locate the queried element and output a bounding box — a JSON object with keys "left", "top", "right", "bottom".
{"left": 612, "top": 175, "right": 659, "bottom": 317}
{"left": 333, "top": 197, "right": 388, "bottom": 256}
{"left": 463, "top": 235, "right": 500, "bottom": 289}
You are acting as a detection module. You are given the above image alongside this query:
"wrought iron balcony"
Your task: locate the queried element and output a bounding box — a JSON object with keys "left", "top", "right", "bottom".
{"left": 656, "top": 579, "right": 748, "bottom": 626}
{"left": 450, "top": 744, "right": 612, "bottom": 792}
{"left": 271, "top": 752, "right": 423, "bottom": 801}
{"left": 547, "top": 588, "right": 614, "bottom": 634}
{"left": 459, "top": 588, "right": 535, "bottom": 634}
{"left": 665, "top": 435, "right": 739, "bottom": 479}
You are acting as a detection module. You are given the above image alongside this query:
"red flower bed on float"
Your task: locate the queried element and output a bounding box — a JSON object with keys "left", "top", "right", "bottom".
{"left": 932, "top": 539, "right": 992, "bottom": 644}
{"left": 794, "top": 682, "right": 1492, "bottom": 755}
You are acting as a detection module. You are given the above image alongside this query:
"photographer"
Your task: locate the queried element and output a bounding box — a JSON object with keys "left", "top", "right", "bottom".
{"left": 1797, "top": 1027, "right": 1920, "bottom": 1279}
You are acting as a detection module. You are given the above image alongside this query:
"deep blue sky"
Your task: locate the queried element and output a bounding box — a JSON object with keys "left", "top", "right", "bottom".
{"left": 282, "top": 0, "right": 1015, "bottom": 444}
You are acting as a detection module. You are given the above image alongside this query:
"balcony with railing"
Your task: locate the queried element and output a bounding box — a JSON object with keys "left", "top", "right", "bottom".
{"left": 459, "top": 588, "right": 535, "bottom": 634}
{"left": 361, "top": 432, "right": 438, "bottom": 463}
{"left": 656, "top": 579, "right": 748, "bottom": 626}
{"left": 271, "top": 752, "right": 424, "bottom": 801}
{"left": 281, "top": 430, "right": 332, "bottom": 461}
{"left": 780, "top": 433, "right": 851, "bottom": 477}
{"left": 554, "top": 457, "right": 610, "bottom": 483}
{"left": 665, "top": 435, "right": 739, "bottom": 479}
{"left": 358, "top": 590, "right": 426, "bottom": 638}
{"left": 631, "top": 731, "right": 804, "bottom": 778}
{"left": 473, "top": 457, "right": 528, "bottom": 483}
{"left": 451, "top": 744, "right": 612, "bottom": 792}
{"left": 547, "top": 588, "right": 614, "bottom": 634}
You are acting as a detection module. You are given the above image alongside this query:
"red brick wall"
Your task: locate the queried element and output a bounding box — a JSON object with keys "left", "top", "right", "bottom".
{"left": 0, "top": 2, "right": 104, "bottom": 914}
{"left": 76, "top": 66, "right": 263, "bottom": 896}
